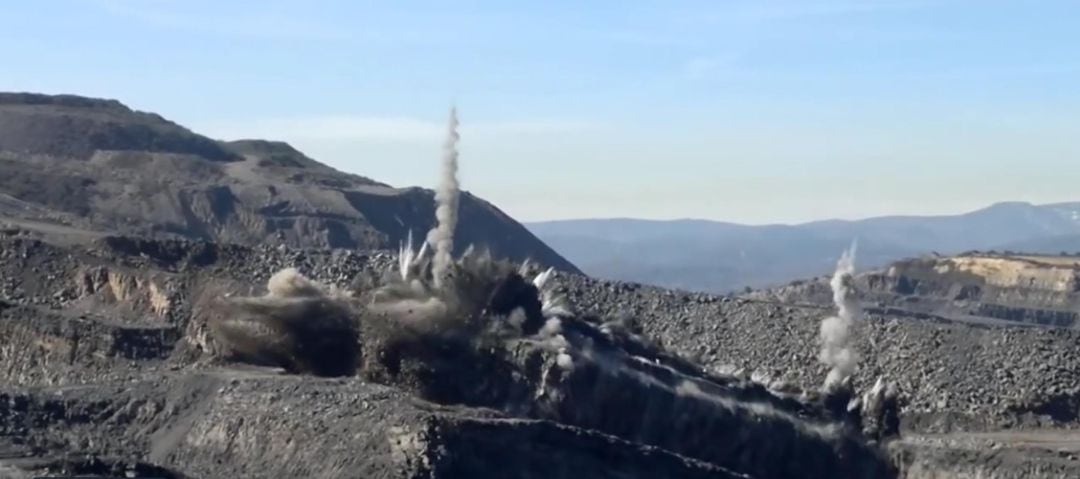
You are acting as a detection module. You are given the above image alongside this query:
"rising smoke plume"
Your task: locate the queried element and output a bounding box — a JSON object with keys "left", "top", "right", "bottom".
{"left": 819, "top": 241, "right": 861, "bottom": 392}
{"left": 428, "top": 106, "right": 461, "bottom": 289}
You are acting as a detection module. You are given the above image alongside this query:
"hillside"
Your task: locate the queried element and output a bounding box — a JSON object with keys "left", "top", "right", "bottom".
{"left": 0, "top": 92, "right": 578, "bottom": 272}
{"left": 528, "top": 202, "right": 1080, "bottom": 292}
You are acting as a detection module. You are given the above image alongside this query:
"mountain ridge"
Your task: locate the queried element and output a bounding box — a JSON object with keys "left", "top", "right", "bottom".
{"left": 527, "top": 201, "right": 1080, "bottom": 292}
{"left": 0, "top": 92, "right": 579, "bottom": 273}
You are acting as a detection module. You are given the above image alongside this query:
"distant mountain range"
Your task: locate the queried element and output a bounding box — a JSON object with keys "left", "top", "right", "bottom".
{"left": 0, "top": 92, "right": 578, "bottom": 273}
{"left": 526, "top": 201, "right": 1080, "bottom": 293}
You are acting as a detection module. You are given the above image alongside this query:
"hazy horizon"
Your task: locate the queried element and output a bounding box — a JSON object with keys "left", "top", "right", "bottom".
{"left": 524, "top": 200, "right": 1080, "bottom": 227}
{"left": 4, "top": 1, "right": 1079, "bottom": 224}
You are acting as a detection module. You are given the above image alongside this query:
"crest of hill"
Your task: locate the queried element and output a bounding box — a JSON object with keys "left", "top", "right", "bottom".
{"left": 0, "top": 92, "right": 239, "bottom": 162}
{"left": 0, "top": 92, "right": 579, "bottom": 273}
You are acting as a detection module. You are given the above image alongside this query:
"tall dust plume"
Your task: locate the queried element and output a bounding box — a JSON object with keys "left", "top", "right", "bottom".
{"left": 428, "top": 106, "right": 460, "bottom": 289}
{"left": 819, "top": 242, "right": 861, "bottom": 392}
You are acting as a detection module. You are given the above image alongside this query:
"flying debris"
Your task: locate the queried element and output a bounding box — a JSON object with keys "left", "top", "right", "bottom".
{"left": 398, "top": 230, "right": 429, "bottom": 281}
{"left": 532, "top": 266, "right": 572, "bottom": 318}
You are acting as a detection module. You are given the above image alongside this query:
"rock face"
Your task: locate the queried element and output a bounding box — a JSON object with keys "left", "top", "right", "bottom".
{"left": 757, "top": 253, "right": 1080, "bottom": 328}
{"left": 376, "top": 315, "right": 893, "bottom": 478}
{"left": 554, "top": 271, "right": 1080, "bottom": 435}
{"left": 1, "top": 372, "right": 746, "bottom": 479}
{"left": 0, "top": 92, "right": 578, "bottom": 273}
{"left": 5, "top": 228, "right": 1080, "bottom": 476}
{"left": 0, "top": 230, "right": 899, "bottom": 478}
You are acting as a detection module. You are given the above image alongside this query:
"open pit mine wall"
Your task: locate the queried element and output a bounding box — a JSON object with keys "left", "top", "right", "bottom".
{"left": 867, "top": 256, "right": 1080, "bottom": 326}
{"left": 0, "top": 233, "right": 895, "bottom": 478}
{"left": 762, "top": 255, "right": 1080, "bottom": 327}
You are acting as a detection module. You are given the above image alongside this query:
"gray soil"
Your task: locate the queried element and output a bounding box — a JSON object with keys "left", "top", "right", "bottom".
{"left": 0, "top": 227, "right": 1076, "bottom": 477}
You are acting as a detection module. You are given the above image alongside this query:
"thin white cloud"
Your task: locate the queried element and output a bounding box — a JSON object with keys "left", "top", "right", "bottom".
{"left": 95, "top": 0, "right": 351, "bottom": 41}
{"left": 195, "top": 115, "right": 608, "bottom": 143}
{"left": 202, "top": 116, "right": 442, "bottom": 142}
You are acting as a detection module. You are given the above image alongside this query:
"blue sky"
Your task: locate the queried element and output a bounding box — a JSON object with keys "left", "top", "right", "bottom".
{"left": 3, "top": 0, "right": 1079, "bottom": 224}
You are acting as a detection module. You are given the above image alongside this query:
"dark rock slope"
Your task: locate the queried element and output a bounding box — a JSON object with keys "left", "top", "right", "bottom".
{"left": 0, "top": 229, "right": 895, "bottom": 478}
{"left": 4, "top": 227, "right": 1080, "bottom": 476}
{"left": 0, "top": 372, "right": 741, "bottom": 479}
{"left": 0, "top": 92, "right": 578, "bottom": 272}
{"left": 554, "top": 272, "right": 1080, "bottom": 435}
